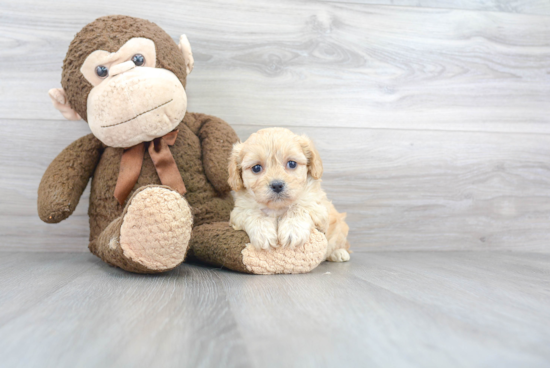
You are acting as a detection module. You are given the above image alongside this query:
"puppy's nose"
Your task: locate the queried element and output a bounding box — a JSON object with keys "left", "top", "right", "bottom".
{"left": 270, "top": 180, "right": 285, "bottom": 194}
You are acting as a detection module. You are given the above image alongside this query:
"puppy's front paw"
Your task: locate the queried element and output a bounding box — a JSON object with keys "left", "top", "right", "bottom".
{"left": 327, "top": 249, "right": 350, "bottom": 262}
{"left": 248, "top": 226, "right": 279, "bottom": 250}
{"left": 278, "top": 219, "right": 311, "bottom": 248}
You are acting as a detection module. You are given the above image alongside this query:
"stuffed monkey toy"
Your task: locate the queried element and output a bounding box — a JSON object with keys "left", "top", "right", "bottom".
{"left": 39, "top": 15, "right": 327, "bottom": 274}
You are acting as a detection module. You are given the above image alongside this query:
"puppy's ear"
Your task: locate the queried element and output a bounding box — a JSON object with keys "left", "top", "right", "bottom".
{"left": 228, "top": 142, "right": 245, "bottom": 191}
{"left": 300, "top": 135, "right": 323, "bottom": 179}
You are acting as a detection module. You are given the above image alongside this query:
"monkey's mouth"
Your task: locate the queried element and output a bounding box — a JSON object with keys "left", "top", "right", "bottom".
{"left": 100, "top": 99, "right": 173, "bottom": 128}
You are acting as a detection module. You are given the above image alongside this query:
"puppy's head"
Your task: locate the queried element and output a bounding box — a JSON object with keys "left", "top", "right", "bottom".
{"left": 228, "top": 128, "right": 323, "bottom": 209}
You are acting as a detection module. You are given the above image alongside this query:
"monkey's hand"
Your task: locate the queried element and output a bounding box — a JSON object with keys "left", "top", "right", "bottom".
{"left": 38, "top": 134, "right": 103, "bottom": 223}
{"left": 196, "top": 114, "right": 240, "bottom": 195}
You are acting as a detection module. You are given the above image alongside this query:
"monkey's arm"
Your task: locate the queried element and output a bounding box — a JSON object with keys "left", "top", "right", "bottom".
{"left": 38, "top": 133, "right": 104, "bottom": 223}
{"left": 192, "top": 114, "right": 240, "bottom": 195}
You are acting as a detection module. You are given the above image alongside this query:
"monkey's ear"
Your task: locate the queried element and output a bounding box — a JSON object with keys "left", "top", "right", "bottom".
{"left": 178, "top": 35, "right": 194, "bottom": 76}
{"left": 228, "top": 142, "right": 245, "bottom": 191}
{"left": 48, "top": 88, "right": 81, "bottom": 121}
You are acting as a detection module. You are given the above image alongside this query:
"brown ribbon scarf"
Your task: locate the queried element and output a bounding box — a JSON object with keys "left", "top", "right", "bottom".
{"left": 114, "top": 130, "right": 187, "bottom": 205}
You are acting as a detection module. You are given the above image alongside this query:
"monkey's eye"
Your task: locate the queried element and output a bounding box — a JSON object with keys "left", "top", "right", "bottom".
{"left": 287, "top": 161, "right": 297, "bottom": 169}
{"left": 252, "top": 165, "right": 263, "bottom": 174}
{"left": 95, "top": 65, "right": 109, "bottom": 78}
{"left": 132, "top": 54, "right": 145, "bottom": 66}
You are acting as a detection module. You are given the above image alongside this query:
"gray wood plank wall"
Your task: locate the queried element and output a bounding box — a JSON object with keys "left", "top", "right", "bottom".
{"left": 1, "top": 0, "right": 549, "bottom": 252}
{"left": 322, "top": 0, "right": 550, "bottom": 16}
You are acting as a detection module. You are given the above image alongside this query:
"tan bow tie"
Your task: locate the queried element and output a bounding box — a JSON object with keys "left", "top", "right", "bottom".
{"left": 114, "top": 130, "right": 187, "bottom": 205}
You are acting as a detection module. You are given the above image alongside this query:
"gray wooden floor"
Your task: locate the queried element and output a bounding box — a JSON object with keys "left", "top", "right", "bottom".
{"left": 0, "top": 251, "right": 549, "bottom": 368}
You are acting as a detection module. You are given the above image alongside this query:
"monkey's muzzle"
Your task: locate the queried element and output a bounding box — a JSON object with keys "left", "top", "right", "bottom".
{"left": 87, "top": 67, "right": 187, "bottom": 148}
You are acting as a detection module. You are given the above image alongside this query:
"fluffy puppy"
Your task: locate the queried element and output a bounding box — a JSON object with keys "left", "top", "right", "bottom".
{"left": 228, "top": 127, "right": 350, "bottom": 262}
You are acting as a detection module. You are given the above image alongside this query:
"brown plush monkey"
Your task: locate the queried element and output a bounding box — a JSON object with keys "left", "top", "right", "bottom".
{"left": 39, "top": 15, "right": 326, "bottom": 274}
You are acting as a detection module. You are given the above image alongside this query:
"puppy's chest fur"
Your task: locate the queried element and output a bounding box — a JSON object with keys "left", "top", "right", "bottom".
{"left": 260, "top": 206, "right": 289, "bottom": 219}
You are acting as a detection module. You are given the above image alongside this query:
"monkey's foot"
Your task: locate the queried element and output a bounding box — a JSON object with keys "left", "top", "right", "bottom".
{"left": 91, "top": 185, "right": 193, "bottom": 273}
{"left": 119, "top": 186, "right": 192, "bottom": 271}
{"left": 241, "top": 229, "right": 328, "bottom": 274}
{"left": 190, "top": 223, "right": 327, "bottom": 275}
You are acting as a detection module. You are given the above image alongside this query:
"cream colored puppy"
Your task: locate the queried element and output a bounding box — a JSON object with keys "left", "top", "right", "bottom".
{"left": 228, "top": 128, "right": 350, "bottom": 262}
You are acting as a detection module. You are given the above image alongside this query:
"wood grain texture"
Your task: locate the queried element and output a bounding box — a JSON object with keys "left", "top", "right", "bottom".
{"left": 0, "top": 0, "right": 549, "bottom": 133}
{"left": 0, "top": 251, "right": 549, "bottom": 367}
{"left": 0, "top": 0, "right": 549, "bottom": 252}
{"left": 250, "top": 126, "right": 550, "bottom": 253}
{"left": 0, "top": 252, "right": 251, "bottom": 368}
{"left": 2, "top": 120, "right": 549, "bottom": 252}
{"left": 0, "top": 120, "right": 91, "bottom": 251}
{"left": 323, "top": 0, "right": 550, "bottom": 16}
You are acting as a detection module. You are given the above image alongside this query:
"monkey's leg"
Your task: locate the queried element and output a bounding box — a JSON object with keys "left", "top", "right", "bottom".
{"left": 89, "top": 185, "right": 193, "bottom": 273}
{"left": 189, "top": 222, "right": 328, "bottom": 275}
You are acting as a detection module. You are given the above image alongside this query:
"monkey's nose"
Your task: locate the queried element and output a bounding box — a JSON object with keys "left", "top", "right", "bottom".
{"left": 110, "top": 60, "right": 135, "bottom": 77}
{"left": 270, "top": 181, "right": 285, "bottom": 194}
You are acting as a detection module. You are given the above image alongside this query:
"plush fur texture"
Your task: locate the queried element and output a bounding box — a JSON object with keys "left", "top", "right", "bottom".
{"left": 228, "top": 128, "right": 351, "bottom": 262}
{"left": 39, "top": 111, "right": 238, "bottom": 273}
{"left": 62, "top": 15, "right": 188, "bottom": 122}
{"left": 81, "top": 36, "right": 188, "bottom": 148}
{"left": 188, "top": 222, "right": 252, "bottom": 274}
{"left": 241, "top": 229, "right": 327, "bottom": 274}
{"left": 37, "top": 134, "right": 104, "bottom": 223}
{"left": 85, "top": 112, "right": 236, "bottom": 242}
{"left": 39, "top": 16, "right": 328, "bottom": 274}
{"left": 91, "top": 185, "right": 192, "bottom": 273}
{"left": 188, "top": 222, "right": 327, "bottom": 274}
{"left": 39, "top": 15, "right": 242, "bottom": 273}
{"left": 118, "top": 186, "right": 192, "bottom": 270}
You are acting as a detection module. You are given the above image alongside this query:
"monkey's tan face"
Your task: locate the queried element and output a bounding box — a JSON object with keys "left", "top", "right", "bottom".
{"left": 81, "top": 38, "right": 187, "bottom": 148}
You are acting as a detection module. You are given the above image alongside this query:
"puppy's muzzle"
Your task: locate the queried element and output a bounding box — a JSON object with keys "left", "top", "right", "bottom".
{"left": 270, "top": 180, "right": 285, "bottom": 194}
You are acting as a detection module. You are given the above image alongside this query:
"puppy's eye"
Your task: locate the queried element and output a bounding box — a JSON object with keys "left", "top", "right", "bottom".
{"left": 287, "top": 161, "right": 297, "bottom": 169}
{"left": 132, "top": 54, "right": 145, "bottom": 66}
{"left": 95, "top": 65, "right": 109, "bottom": 78}
{"left": 252, "top": 165, "right": 263, "bottom": 173}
